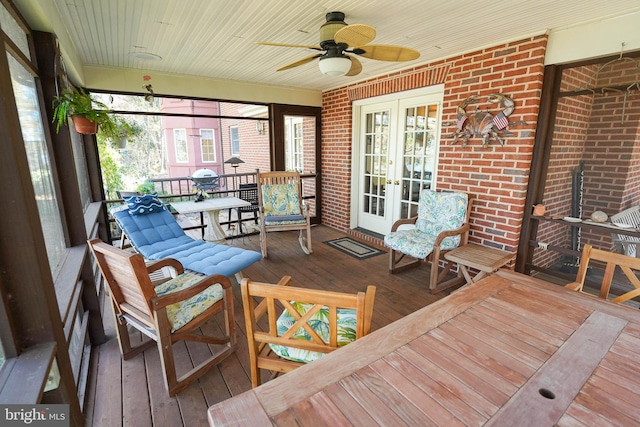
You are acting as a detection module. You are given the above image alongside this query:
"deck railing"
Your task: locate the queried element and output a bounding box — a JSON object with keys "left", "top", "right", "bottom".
{"left": 105, "top": 171, "right": 259, "bottom": 244}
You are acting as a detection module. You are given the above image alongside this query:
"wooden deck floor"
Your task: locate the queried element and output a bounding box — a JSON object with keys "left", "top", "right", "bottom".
{"left": 83, "top": 225, "right": 461, "bottom": 427}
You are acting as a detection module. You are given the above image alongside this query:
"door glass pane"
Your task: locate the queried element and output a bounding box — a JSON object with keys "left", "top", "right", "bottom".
{"left": 284, "top": 115, "right": 316, "bottom": 216}
{"left": 7, "top": 53, "right": 66, "bottom": 271}
{"left": 400, "top": 104, "right": 438, "bottom": 218}
{"left": 363, "top": 110, "right": 389, "bottom": 217}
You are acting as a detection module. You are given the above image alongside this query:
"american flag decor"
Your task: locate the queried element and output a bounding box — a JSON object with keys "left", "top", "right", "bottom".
{"left": 493, "top": 111, "right": 509, "bottom": 130}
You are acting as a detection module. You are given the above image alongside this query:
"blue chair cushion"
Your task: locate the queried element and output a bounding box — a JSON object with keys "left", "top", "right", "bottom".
{"left": 384, "top": 190, "right": 468, "bottom": 260}
{"left": 111, "top": 206, "right": 262, "bottom": 277}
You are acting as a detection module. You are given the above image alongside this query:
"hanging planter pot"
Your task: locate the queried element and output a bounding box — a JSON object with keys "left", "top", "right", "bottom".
{"left": 71, "top": 115, "right": 99, "bottom": 134}
{"left": 116, "top": 134, "right": 127, "bottom": 149}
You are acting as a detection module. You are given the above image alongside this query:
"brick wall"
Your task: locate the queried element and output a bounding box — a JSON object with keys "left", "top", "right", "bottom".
{"left": 219, "top": 103, "right": 270, "bottom": 176}
{"left": 321, "top": 35, "right": 547, "bottom": 253}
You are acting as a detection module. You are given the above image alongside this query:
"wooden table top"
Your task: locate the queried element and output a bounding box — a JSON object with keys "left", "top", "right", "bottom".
{"left": 444, "top": 243, "right": 515, "bottom": 273}
{"left": 208, "top": 269, "right": 640, "bottom": 426}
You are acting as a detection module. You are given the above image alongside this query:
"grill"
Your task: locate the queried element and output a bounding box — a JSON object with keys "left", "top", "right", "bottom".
{"left": 191, "top": 168, "right": 219, "bottom": 202}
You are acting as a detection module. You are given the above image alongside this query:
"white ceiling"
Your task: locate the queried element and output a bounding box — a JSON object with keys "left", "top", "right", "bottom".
{"left": 18, "top": 0, "right": 640, "bottom": 92}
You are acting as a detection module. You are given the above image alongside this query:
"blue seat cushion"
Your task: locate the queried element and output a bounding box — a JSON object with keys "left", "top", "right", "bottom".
{"left": 111, "top": 206, "right": 262, "bottom": 277}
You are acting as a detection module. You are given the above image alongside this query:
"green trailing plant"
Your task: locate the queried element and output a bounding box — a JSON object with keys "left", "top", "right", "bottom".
{"left": 52, "top": 87, "right": 121, "bottom": 138}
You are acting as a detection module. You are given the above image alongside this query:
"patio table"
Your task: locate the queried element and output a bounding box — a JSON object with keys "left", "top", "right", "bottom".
{"left": 171, "top": 197, "right": 250, "bottom": 243}
{"left": 208, "top": 269, "right": 640, "bottom": 426}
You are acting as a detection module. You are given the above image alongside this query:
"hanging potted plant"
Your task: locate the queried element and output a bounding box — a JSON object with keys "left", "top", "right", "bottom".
{"left": 52, "top": 87, "right": 119, "bottom": 137}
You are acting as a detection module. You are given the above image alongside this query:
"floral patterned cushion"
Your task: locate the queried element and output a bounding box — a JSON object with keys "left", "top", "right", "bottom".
{"left": 269, "top": 302, "right": 358, "bottom": 364}
{"left": 154, "top": 273, "right": 224, "bottom": 332}
{"left": 261, "top": 184, "right": 302, "bottom": 217}
{"left": 384, "top": 190, "right": 468, "bottom": 259}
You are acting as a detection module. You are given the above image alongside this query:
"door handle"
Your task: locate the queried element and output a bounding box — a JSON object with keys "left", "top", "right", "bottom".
{"left": 386, "top": 179, "right": 392, "bottom": 184}
{"left": 395, "top": 180, "right": 400, "bottom": 185}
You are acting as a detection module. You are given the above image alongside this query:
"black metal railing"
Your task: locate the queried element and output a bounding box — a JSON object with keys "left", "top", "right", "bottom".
{"left": 105, "top": 171, "right": 259, "bottom": 244}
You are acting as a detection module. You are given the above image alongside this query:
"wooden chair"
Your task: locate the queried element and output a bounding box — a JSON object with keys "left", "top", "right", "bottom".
{"left": 257, "top": 171, "right": 312, "bottom": 257}
{"left": 385, "top": 189, "right": 472, "bottom": 293}
{"left": 565, "top": 244, "right": 640, "bottom": 304}
{"left": 241, "top": 276, "right": 376, "bottom": 388}
{"left": 88, "top": 239, "right": 237, "bottom": 396}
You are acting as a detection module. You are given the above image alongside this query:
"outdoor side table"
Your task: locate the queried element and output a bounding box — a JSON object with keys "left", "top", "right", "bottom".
{"left": 444, "top": 243, "right": 515, "bottom": 285}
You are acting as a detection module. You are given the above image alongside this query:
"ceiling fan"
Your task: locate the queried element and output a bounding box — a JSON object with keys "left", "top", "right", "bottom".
{"left": 257, "top": 11, "right": 420, "bottom": 77}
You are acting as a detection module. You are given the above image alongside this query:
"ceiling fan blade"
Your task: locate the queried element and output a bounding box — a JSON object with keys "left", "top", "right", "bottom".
{"left": 345, "top": 55, "right": 362, "bottom": 76}
{"left": 357, "top": 44, "right": 420, "bottom": 62}
{"left": 334, "top": 24, "right": 376, "bottom": 47}
{"left": 276, "top": 54, "right": 322, "bottom": 71}
{"left": 256, "top": 41, "right": 322, "bottom": 50}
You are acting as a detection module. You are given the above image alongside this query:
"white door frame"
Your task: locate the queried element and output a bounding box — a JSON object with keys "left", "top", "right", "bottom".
{"left": 350, "top": 85, "right": 444, "bottom": 233}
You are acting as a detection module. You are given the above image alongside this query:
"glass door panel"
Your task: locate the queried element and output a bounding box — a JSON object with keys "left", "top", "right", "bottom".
{"left": 399, "top": 103, "right": 439, "bottom": 218}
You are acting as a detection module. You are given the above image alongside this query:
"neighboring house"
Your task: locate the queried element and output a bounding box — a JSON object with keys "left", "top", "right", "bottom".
{"left": 162, "top": 98, "right": 223, "bottom": 178}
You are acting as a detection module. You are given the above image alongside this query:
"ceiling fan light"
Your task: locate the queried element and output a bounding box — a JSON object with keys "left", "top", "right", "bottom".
{"left": 318, "top": 56, "right": 351, "bottom": 76}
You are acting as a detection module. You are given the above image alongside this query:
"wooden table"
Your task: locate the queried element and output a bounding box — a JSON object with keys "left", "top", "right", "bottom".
{"left": 207, "top": 269, "right": 640, "bottom": 426}
{"left": 171, "top": 197, "right": 250, "bottom": 243}
{"left": 444, "top": 243, "right": 515, "bottom": 285}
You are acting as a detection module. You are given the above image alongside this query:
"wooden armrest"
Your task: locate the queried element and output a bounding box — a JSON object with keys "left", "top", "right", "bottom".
{"left": 434, "top": 224, "right": 470, "bottom": 246}
{"left": 565, "top": 282, "right": 583, "bottom": 291}
{"left": 390, "top": 216, "right": 418, "bottom": 232}
{"left": 146, "top": 258, "right": 184, "bottom": 276}
{"left": 151, "top": 274, "right": 231, "bottom": 310}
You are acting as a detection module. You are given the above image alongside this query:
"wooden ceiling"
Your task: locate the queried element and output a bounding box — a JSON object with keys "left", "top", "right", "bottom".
{"left": 15, "top": 0, "right": 640, "bottom": 91}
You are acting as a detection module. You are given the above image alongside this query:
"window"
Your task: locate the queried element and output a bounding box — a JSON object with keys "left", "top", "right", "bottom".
{"left": 284, "top": 116, "right": 304, "bottom": 172}
{"left": 200, "top": 129, "right": 216, "bottom": 162}
{"left": 174, "top": 128, "right": 188, "bottom": 163}
{"left": 230, "top": 126, "right": 240, "bottom": 155}
{"left": 8, "top": 49, "right": 66, "bottom": 272}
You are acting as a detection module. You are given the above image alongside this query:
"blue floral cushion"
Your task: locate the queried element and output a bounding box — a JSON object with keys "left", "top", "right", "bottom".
{"left": 261, "top": 184, "right": 301, "bottom": 217}
{"left": 269, "top": 302, "right": 358, "bottom": 364}
{"left": 384, "top": 190, "right": 468, "bottom": 259}
{"left": 155, "top": 273, "right": 224, "bottom": 332}
{"left": 124, "top": 193, "right": 166, "bottom": 215}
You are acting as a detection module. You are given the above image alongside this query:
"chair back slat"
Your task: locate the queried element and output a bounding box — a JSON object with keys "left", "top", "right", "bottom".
{"left": 241, "top": 277, "right": 376, "bottom": 387}
{"left": 88, "top": 239, "right": 156, "bottom": 322}
{"left": 567, "top": 243, "right": 640, "bottom": 304}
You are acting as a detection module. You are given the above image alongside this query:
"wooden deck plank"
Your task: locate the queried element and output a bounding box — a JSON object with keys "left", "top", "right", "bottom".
{"left": 91, "top": 316, "right": 123, "bottom": 427}
{"left": 122, "top": 343, "right": 152, "bottom": 427}
{"left": 144, "top": 347, "right": 183, "bottom": 427}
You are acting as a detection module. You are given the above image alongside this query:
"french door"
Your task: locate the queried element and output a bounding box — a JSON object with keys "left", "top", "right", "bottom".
{"left": 352, "top": 86, "right": 443, "bottom": 235}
